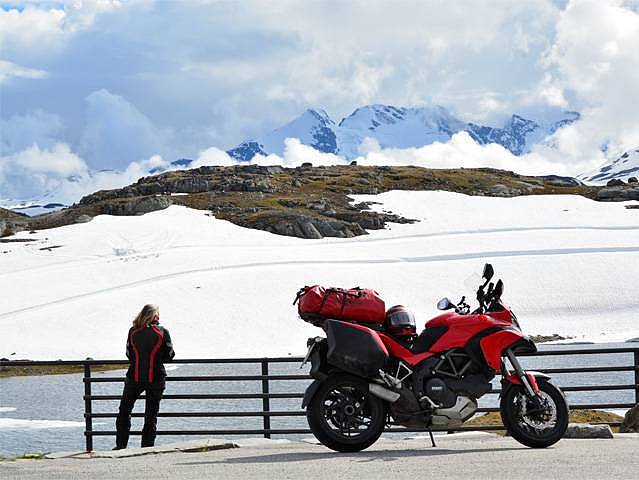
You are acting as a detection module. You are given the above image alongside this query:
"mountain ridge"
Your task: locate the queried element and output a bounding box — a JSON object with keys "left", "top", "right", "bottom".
{"left": 582, "top": 147, "right": 639, "bottom": 183}
{"left": 227, "top": 104, "right": 580, "bottom": 161}
{"left": 4, "top": 164, "right": 637, "bottom": 241}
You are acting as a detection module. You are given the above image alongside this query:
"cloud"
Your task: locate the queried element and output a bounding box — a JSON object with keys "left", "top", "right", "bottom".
{"left": 356, "top": 132, "right": 591, "bottom": 176}
{"left": 79, "top": 89, "right": 169, "bottom": 170}
{"left": 192, "top": 134, "right": 587, "bottom": 177}
{"left": 540, "top": 0, "right": 639, "bottom": 163}
{"left": 191, "top": 147, "right": 239, "bottom": 168}
{"left": 5, "top": 142, "right": 85, "bottom": 176}
{"left": 0, "top": 144, "right": 172, "bottom": 206}
{"left": 0, "top": 142, "right": 88, "bottom": 203}
{"left": 0, "top": 60, "right": 47, "bottom": 83}
{"left": 0, "top": 1, "right": 121, "bottom": 57}
{"left": 1, "top": 0, "right": 639, "bottom": 204}
{"left": 0, "top": 88, "right": 173, "bottom": 205}
{"left": 0, "top": 5, "right": 66, "bottom": 54}
{"left": 0, "top": 0, "right": 563, "bottom": 160}
{"left": 0, "top": 109, "right": 63, "bottom": 154}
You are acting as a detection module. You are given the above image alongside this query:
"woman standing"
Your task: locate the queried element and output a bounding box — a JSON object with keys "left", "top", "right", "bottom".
{"left": 115, "top": 304, "right": 175, "bottom": 449}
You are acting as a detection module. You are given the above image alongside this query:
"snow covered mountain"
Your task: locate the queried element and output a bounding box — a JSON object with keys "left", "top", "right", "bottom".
{"left": 227, "top": 104, "right": 580, "bottom": 161}
{"left": 468, "top": 112, "right": 580, "bottom": 155}
{"left": 228, "top": 109, "right": 339, "bottom": 159}
{"left": 336, "top": 105, "right": 467, "bottom": 158}
{"left": 581, "top": 147, "right": 639, "bottom": 183}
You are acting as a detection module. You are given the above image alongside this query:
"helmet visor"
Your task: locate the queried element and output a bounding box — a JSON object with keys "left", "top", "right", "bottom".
{"left": 388, "top": 310, "right": 416, "bottom": 328}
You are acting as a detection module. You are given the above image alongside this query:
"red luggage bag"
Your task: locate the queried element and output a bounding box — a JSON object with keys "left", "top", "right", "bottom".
{"left": 295, "top": 285, "right": 386, "bottom": 324}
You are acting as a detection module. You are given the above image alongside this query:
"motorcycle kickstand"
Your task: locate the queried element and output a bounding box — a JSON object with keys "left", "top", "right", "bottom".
{"left": 428, "top": 428, "right": 436, "bottom": 448}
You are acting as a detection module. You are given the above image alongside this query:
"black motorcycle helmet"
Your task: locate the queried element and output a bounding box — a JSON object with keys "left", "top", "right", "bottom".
{"left": 385, "top": 305, "right": 417, "bottom": 337}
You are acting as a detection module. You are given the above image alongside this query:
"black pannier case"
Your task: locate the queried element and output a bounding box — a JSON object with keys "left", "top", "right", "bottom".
{"left": 326, "top": 320, "right": 388, "bottom": 378}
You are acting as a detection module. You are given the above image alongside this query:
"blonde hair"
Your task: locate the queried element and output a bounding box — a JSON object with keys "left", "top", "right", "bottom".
{"left": 133, "top": 304, "right": 159, "bottom": 329}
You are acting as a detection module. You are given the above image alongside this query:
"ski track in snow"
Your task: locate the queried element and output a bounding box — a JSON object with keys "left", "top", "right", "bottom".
{"left": 322, "top": 225, "right": 639, "bottom": 245}
{"left": 3, "top": 224, "right": 639, "bottom": 278}
{"left": 2, "top": 245, "right": 638, "bottom": 320}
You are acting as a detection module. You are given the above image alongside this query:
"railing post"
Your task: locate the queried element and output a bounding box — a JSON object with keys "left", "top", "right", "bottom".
{"left": 83, "top": 362, "right": 93, "bottom": 452}
{"left": 634, "top": 350, "right": 639, "bottom": 404}
{"left": 261, "top": 360, "right": 271, "bottom": 438}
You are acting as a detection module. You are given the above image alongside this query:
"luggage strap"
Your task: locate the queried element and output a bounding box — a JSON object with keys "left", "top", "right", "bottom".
{"left": 320, "top": 287, "right": 365, "bottom": 317}
{"left": 293, "top": 286, "right": 308, "bottom": 305}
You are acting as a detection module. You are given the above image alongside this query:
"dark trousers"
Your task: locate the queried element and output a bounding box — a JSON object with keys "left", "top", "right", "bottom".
{"left": 115, "top": 382, "right": 164, "bottom": 448}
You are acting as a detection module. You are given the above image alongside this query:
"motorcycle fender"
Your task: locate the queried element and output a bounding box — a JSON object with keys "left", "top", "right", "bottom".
{"left": 480, "top": 329, "right": 525, "bottom": 371}
{"left": 302, "top": 380, "right": 322, "bottom": 409}
{"left": 501, "top": 371, "right": 550, "bottom": 396}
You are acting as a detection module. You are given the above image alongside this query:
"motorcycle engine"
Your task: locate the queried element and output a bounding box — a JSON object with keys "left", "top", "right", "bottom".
{"left": 423, "top": 378, "right": 457, "bottom": 408}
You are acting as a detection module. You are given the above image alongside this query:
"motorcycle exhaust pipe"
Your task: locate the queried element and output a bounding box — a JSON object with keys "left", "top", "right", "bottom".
{"left": 369, "top": 383, "right": 400, "bottom": 403}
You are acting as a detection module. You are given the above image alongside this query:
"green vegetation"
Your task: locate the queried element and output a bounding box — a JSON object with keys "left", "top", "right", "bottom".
{"left": 0, "top": 363, "right": 128, "bottom": 378}
{"left": 0, "top": 207, "right": 28, "bottom": 220}
{"left": 465, "top": 409, "right": 624, "bottom": 432}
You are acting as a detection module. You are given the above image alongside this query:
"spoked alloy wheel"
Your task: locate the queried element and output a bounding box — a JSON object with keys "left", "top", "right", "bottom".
{"left": 307, "top": 375, "right": 386, "bottom": 452}
{"left": 500, "top": 379, "right": 568, "bottom": 448}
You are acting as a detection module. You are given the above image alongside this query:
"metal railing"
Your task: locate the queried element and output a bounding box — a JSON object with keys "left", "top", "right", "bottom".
{"left": 1, "top": 346, "right": 638, "bottom": 452}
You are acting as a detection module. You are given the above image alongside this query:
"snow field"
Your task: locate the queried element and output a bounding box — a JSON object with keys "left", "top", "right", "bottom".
{"left": 0, "top": 191, "right": 638, "bottom": 359}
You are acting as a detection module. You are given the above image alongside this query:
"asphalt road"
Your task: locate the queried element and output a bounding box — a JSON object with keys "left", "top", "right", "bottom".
{"left": 2, "top": 433, "right": 638, "bottom": 480}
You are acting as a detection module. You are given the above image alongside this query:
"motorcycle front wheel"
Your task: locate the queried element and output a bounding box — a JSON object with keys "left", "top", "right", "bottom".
{"left": 307, "top": 374, "right": 386, "bottom": 452}
{"left": 500, "top": 378, "right": 569, "bottom": 448}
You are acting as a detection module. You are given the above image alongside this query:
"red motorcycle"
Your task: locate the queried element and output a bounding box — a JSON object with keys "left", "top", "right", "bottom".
{"left": 297, "top": 264, "right": 568, "bottom": 452}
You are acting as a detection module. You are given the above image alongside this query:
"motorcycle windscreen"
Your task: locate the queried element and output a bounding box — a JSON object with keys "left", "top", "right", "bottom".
{"left": 326, "top": 320, "right": 389, "bottom": 378}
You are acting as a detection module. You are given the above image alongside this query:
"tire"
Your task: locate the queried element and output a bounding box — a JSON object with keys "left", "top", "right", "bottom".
{"left": 500, "top": 378, "right": 569, "bottom": 448}
{"left": 306, "top": 374, "right": 386, "bottom": 452}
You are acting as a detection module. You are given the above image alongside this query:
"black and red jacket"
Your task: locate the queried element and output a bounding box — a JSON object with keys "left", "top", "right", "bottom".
{"left": 125, "top": 322, "right": 175, "bottom": 385}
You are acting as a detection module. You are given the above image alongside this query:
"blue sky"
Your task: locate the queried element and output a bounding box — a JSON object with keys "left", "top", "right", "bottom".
{"left": 1, "top": 0, "right": 639, "bottom": 203}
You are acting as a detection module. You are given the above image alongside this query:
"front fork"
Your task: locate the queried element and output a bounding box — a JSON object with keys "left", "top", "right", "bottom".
{"left": 502, "top": 349, "right": 543, "bottom": 406}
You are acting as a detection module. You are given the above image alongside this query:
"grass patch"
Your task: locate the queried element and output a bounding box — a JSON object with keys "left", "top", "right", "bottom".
{"left": 0, "top": 363, "right": 128, "bottom": 378}
{"left": 465, "top": 409, "right": 624, "bottom": 433}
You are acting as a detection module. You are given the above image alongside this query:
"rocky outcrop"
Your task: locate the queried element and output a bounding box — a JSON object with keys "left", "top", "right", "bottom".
{"left": 607, "top": 179, "right": 625, "bottom": 187}
{"left": 0, "top": 164, "right": 626, "bottom": 240}
{"left": 563, "top": 423, "right": 613, "bottom": 439}
{"left": 0, "top": 208, "right": 29, "bottom": 238}
{"left": 529, "top": 333, "right": 573, "bottom": 343}
{"left": 245, "top": 212, "right": 366, "bottom": 239}
{"left": 596, "top": 187, "right": 639, "bottom": 201}
{"left": 489, "top": 184, "right": 525, "bottom": 197}
{"left": 79, "top": 168, "right": 277, "bottom": 207}
{"left": 620, "top": 404, "right": 639, "bottom": 433}
{"left": 75, "top": 215, "right": 92, "bottom": 224}
{"left": 96, "top": 196, "right": 172, "bottom": 216}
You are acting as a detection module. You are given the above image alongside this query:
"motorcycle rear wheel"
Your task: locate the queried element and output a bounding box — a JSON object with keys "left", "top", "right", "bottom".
{"left": 307, "top": 374, "right": 386, "bottom": 452}
{"left": 500, "top": 378, "right": 568, "bottom": 448}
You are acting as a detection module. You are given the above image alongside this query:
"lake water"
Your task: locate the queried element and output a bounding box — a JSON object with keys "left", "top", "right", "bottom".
{"left": 1, "top": 342, "right": 637, "bottom": 456}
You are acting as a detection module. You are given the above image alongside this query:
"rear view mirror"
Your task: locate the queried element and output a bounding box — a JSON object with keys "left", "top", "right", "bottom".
{"left": 493, "top": 279, "right": 504, "bottom": 299}
{"left": 482, "top": 263, "right": 494, "bottom": 281}
{"left": 437, "top": 298, "right": 453, "bottom": 310}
